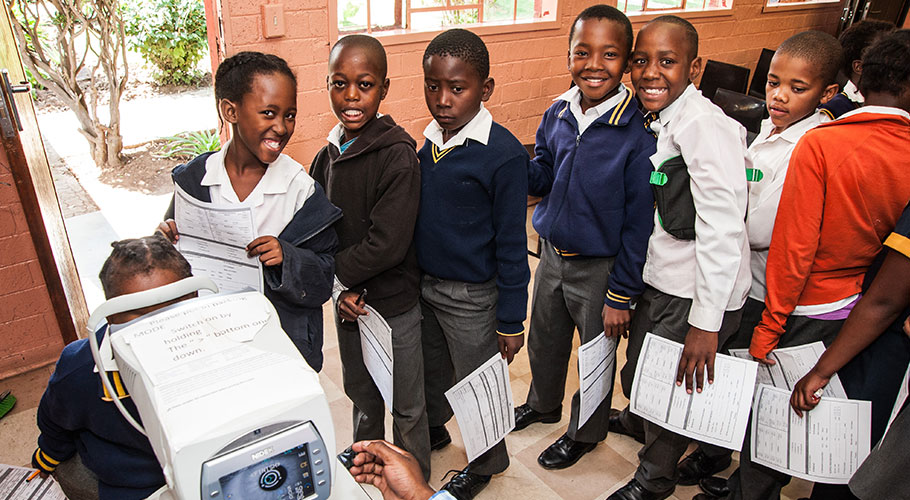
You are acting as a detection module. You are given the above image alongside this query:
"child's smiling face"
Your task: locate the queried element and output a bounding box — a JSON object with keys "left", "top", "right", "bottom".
{"left": 423, "top": 54, "right": 493, "bottom": 143}
{"left": 222, "top": 71, "right": 297, "bottom": 166}
{"left": 765, "top": 52, "right": 837, "bottom": 134}
{"left": 630, "top": 22, "right": 702, "bottom": 113}
{"left": 567, "top": 18, "right": 630, "bottom": 112}
{"left": 327, "top": 45, "right": 389, "bottom": 140}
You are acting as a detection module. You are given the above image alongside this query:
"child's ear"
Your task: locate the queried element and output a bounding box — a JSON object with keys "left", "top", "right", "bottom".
{"left": 819, "top": 83, "right": 839, "bottom": 104}
{"left": 481, "top": 77, "right": 495, "bottom": 102}
{"left": 688, "top": 56, "right": 703, "bottom": 82}
{"left": 623, "top": 58, "right": 631, "bottom": 74}
{"left": 219, "top": 98, "right": 239, "bottom": 125}
{"left": 851, "top": 59, "right": 863, "bottom": 79}
{"left": 380, "top": 78, "right": 390, "bottom": 101}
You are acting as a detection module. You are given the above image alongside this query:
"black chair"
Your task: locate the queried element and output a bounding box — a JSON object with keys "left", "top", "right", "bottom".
{"left": 699, "top": 60, "right": 751, "bottom": 101}
{"left": 712, "top": 88, "right": 766, "bottom": 141}
{"left": 748, "top": 48, "right": 775, "bottom": 99}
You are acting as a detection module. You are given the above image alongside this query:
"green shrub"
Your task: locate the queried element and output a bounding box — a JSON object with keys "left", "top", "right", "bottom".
{"left": 125, "top": 0, "right": 208, "bottom": 85}
{"left": 157, "top": 129, "right": 220, "bottom": 159}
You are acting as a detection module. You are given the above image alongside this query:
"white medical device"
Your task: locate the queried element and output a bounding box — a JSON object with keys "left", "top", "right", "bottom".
{"left": 88, "top": 277, "right": 336, "bottom": 500}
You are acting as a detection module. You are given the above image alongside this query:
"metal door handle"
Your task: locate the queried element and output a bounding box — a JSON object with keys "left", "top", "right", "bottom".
{"left": 1, "top": 69, "right": 29, "bottom": 133}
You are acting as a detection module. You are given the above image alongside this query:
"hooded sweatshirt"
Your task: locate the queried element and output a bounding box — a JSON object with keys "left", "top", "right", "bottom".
{"left": 310, "top": 114, "right": 421, "bottom": 318}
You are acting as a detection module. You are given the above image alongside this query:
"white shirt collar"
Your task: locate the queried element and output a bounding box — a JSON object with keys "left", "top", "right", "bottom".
{"left": 841, "top": 105, "right": 910, "bottom": 121}
{"left": 654, "top": 83, "right": 698, "bottom": 126}
{"left": 753, "top": 110, "right": 829, "bottom": 146}
{"left": 555, "top": 83, "right": 629, "bottom": 118}
{"left": 200, "top": 139, "right": 301, "bottom": 202}
{"left": 326, "top": 113, "right": 383, "bottom": 149}
{"left": 423, "top": 104, "right": 493, "bottom": 149}
{"left": 843, "top": 80, "right": 864, "bottom": 104}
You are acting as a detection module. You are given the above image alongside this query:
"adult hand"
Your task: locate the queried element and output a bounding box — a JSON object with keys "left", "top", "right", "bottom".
{"left": 498, "top": 333, "right": 524, "bottom": 364}
{"left": 338, "top": 290, "right": 368, "bottom": 322}
{"left": 603, "top": 305, "right": 631, "bottom": 338}
{"left": 676, "top": 326, "right": 718, "bottom": 393}
{"left": 156, "top": 219, "right": 179, "bottom": 243}
{"left": 349, "top": 440, "right": 436, "bottom": 500}
{"left": 247, "top": 236, "right": 283, "bottom": 267}
{"left": 790, "top": 368, "right": 830, "bottom": 417}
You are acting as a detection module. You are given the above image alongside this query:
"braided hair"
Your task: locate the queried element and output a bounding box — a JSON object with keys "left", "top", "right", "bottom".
{"left": 99, "top": 234, "right": 192, "bottom": 298}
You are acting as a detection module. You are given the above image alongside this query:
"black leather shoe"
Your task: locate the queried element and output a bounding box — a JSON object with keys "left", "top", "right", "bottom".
{"left": 514, "top": 403, "right": 561, "bottom": 431}
{"left": 440, "top": 466, "right": 491, "bottom": 500}
{"left": 678, "top": 449, "right": 733, "bottom": 485}
{"left": 430, "top": 425, "right": 451, "bottom": 451}
{"left": 609, "top": 408, "right": 646, "bottom": 444}
{"left": 337, "top": 445, "right": 355, "bottom": 470}
{"left": 698, "top": 476, "right": 730, "bottom": 498}
{"left": 537, "top": 433, "right": 597, "bottom": 469}
{"left": 607, "top": 479, "right": 674, "bottom": 500}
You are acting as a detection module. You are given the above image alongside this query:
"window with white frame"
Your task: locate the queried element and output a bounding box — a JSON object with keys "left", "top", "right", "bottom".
{"left": 617, "top": 0, "right": 731, "bottom": 15}
{"left": 337, "top": 0, "right": 557, "bottom": 34}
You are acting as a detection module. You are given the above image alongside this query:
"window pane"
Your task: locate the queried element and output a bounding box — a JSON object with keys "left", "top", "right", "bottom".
{"left": 649, "top": 0, "right": 685, "bottom": 9}
{"left": 624, "top": 0, "right": 643, "bottom": 12}
{"left": 516, "top": 0, "right": 534, "bottom": 19}
{"left": 411, "top": 0, "right": 445, "bottom": 9}
{"left": 484, "top": 0, "right": 515, "bottom": 21}
{"left": 339, "top": 0, "right": 368, "bottom": 30}
{"left": 685, "top": 0, "right": 708, "bottom": 9}
{"left": 371, "top": 0, "right": 398, "bottom": 27}
{"left": 411, "top": 9, "right": 478, "bottom": 29}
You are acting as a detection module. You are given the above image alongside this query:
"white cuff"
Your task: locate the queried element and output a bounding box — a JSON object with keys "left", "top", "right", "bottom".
{"left": 687, "top": 303, "right": 724, "bottom": 332}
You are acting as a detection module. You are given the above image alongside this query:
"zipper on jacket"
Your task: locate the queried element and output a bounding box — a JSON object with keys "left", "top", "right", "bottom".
{"left": 575, "top": 135, "right": 580, "bottom": 147}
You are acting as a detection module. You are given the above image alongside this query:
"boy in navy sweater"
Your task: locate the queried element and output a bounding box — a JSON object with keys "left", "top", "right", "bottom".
{"left": 513, "top": 4, "right": 655, "bottom": 471}
{"left": 415, "top": 28, "right": 530, "bottom": 500}
{"left": 33, "top": 235, "right": 193, "bottom": 500}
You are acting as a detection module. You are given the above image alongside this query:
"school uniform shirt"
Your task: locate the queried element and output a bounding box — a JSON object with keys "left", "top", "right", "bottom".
{"left": 843, "top": 80, "right": 864, "bottom": 104}
{"left": 416, "top": 104, "right": 530, "bottom": 334}
{"left": 529, "top": 84, "right": 655, "bottom": 310}
{"left": 751, "top": 106, "right": 910, "bottom": 360}
{"left": 202, "top": 140, "right": 316, "bottom": 237}
{"left": 747, "top": 111, "right": 830, "bottom": 302}
{"left": 641, "top": 84, "right": 752, "bottom": 332}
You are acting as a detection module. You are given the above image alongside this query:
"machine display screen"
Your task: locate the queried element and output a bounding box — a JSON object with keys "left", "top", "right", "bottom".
{"left": 219, "top": 443, "right": 317, "bottom": 499}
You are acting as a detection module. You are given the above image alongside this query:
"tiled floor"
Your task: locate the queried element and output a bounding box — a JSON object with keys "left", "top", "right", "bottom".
{"left": 0, "top": 211, "right": 813, "bottom": 499}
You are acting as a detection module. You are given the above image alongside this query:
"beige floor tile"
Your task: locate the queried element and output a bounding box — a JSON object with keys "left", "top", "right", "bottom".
{"left": 0, "top": 407, "right": 40, "bottom": 466}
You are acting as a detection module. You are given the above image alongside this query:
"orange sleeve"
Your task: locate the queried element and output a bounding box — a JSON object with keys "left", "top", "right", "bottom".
{"left": 750, "top": 135, "right": 827, "bottom": 359}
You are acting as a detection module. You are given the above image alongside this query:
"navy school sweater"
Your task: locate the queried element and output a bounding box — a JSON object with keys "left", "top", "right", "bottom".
{"left": 33, "top": 329, "right": 165, "bottom": 500}
{"left": 415, "top": 122, "right": 531, "bottom": 334}
{"left": 528, "top": 92, "right": 656, "bottom": 309}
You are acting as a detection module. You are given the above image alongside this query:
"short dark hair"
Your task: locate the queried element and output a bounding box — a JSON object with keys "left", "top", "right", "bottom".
{"left": 423, "top": 28, "right": 490, "bottom": 80}
{"left": 839, "top": 20, "right": 895, "bottom": 77}
{"left": 99, "top": 234, "right": 192, "bottom": 298}
{"left": 569, "top": 4, "right": 633, "bottom": 55}
{"left": 858, "top": 29, "right": 910, "bottom": 97}
{"left": 329, "top": 34, "right": 388, "bottom": 80}
{"left": 648, "top": 15, "right": 698, "bottom": 59}
{"left": 776, "top": 30, "right": 843, "bottom": 85}
{"left": 214, "top": 51, "right": 296, "bottom": 104}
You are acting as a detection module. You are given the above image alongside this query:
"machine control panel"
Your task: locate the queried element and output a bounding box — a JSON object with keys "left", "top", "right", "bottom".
{"left": 201, "top": 421, "right": 331, "bottom": 500}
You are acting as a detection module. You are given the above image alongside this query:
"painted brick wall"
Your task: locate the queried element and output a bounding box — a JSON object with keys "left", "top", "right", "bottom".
{"left": 215, "top": 0, "right": 842, "bottom": 163}
{"left": 0, "top": 149, "right": 65, "bottom": 378}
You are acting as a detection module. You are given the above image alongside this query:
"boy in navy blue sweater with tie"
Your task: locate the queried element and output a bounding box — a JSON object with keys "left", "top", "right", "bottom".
{"left": 513, "top": 4, "right": 655, "bottom": 472}
{"left": 415, "top": 28, "right": 530, "bottom": 500}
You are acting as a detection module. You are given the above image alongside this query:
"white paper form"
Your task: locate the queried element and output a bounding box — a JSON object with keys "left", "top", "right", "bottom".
{"left": 730, "top": 342, "right": 847, "bottom": 398}
{"left": 0, "top": 464, "right": 66, "bottom": 500}
{"left": 174, "top": 184, "right": 262, "bottom": 293}
{"left": 119, "top": 293, "right": 310, "bottom": 448}
{"left": 445, "top": 354, "right": 515, "bottom": 462}
{"left": 578, "top": 332, "right": 616, "bottom": 428}
{"left": 630, "top": 333, "right": 758, "bottom": 451}
{"left": 751, "top": 384, "right": 871, "bottom": 484}
{"left": 357, "top": 304, "right": 394, "bottom": 412}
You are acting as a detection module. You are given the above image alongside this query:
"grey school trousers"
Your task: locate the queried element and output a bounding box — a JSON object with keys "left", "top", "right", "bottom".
{"left": 525, "top": 241, "right": 616, "bottom": 443}
{"left": 622, "top": 287, "right": 744, "bottom": 493}
{"left": 336, "top": 303, "right": 431, "bottom": 480}
{"left": 723, "top": 315, "right": 845, "bottom": 500}
{"left": 421, "top": 275, "right": 510, "bottom": 476}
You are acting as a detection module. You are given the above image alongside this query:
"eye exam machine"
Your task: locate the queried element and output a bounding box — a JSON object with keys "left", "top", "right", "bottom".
{"left": 87, "top": 276, "right": 370, "bottom": 500}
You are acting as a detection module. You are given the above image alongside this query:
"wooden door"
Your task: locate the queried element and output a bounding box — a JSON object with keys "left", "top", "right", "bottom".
{"left": 1, "top": 1, "right": 87, "bottom": 375}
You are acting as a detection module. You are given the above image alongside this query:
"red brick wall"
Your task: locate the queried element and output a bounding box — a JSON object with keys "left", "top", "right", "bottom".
{"left": 214, "top": 0, "right": 842, "bottom": 163}
{"left": 0, "top": 147, "right": 65, "bottom": 378}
